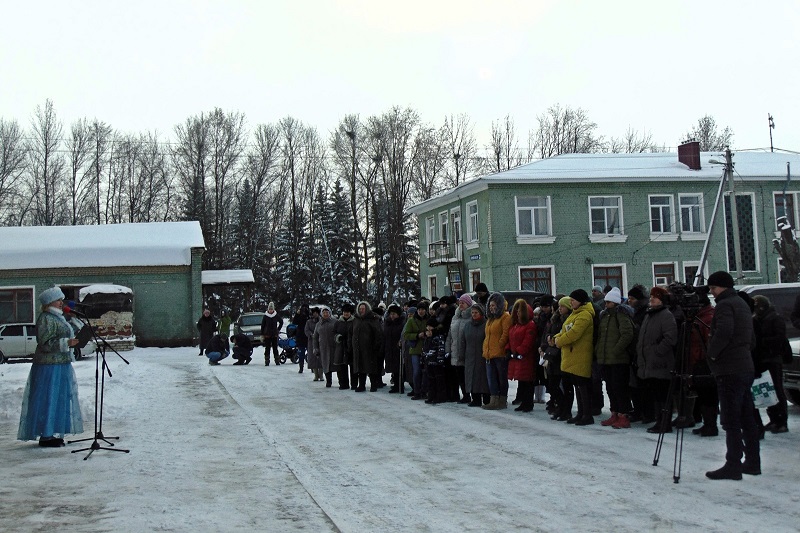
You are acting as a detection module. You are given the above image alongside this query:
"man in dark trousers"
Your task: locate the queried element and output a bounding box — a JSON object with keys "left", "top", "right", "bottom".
{"left": 703, "top": 271, "right": 760, "bottom": 480}
{"left": 261, "top": 301, "right": 283, "bottom": 366}
{"left": 230, "top": 332, "right": 253, "bottom": 365}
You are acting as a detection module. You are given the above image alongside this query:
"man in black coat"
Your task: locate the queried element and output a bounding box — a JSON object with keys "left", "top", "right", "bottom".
{"left": 703, "top": 271, "right": 760, "bottom": 480}
{"left": 230, "top": 333, "right": 253, "bottom": 365}
{"left": 293, "top": 304, "right": 310, "bottom": 373}
{"left": 261, "top": 301, "right": 283, "bottom": 366}
{"left": 753, "top": 295, "right": 789, "bottom": 433}
{"left": 196, "top": 309, "right": 217, "bottom": 357}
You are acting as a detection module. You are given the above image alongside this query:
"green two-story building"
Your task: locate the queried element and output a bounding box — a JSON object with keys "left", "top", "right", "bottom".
{"left": 408, "top": 142, "right": 800, "bottom": 298}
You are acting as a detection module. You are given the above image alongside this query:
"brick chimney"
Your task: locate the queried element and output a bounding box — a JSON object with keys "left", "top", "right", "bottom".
{"left": 678, "top": 140, "right": 701, "bottom": 170}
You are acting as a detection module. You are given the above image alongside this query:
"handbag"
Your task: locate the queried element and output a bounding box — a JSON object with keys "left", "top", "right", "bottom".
{"left": 751, "top": 372, "right": 778, "bottom": 408}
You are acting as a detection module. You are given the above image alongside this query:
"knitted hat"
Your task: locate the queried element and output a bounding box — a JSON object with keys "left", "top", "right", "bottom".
{"left": 569, "top": 289, "right": 591, "bottom": 304}
{"left": 458, "top": 293, "right": 474, "bottom": 306}
{"left": 592, "top": 285, "right": 603, "bottom": 293}
{"left": 707, "top": 270, "right": 734, "bottom": 289}
{"left": 39, "top": 286, "right": 65, "bottom": 306}
{"left": 650, "top": 286, "right": 669, "bottom": 302}
{"left": 470, "top": 302, "right": 485, "bottom": 316}
{"left": 539, "top": 294, "right": 555, "bottom": 307}
{"left": 558, "top": 296, "right": 572, "bottom": 309}
{"left": 752, "top": 294, "right": 771, "bottom": 310}
{"left": 267, "top": 301, "right": 275, "bottom": 311}
{"left": 474, "top": 282, "right": 489, "bottom": 293}
{"left": 604, "top": 287, "right": 622, "bottom": 304}
{"left": 341, "top": 303, "right": 355, "bottom": 313}
{"left": 628, "top": 286, "right": 646, "bottom": 301}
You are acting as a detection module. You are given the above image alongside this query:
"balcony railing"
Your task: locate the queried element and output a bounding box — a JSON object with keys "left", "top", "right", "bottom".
{"left": 428, "top": 239, "right": 462, "bottom": 266}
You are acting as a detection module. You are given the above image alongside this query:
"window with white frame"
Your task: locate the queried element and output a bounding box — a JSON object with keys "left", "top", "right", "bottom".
{"left": 466, "top": 201, "right": 479, "bottom": 243}
{"left": 0, "top": 287, "right": 35, "bottom": 324}
{"left": 519, "top": 266, "right": 554, "bottom": 293}
{"left": 450, "top": 208, "right": 461, "bottom": 244}
{"left": 428, "top": 275, "right": 438, "bottom": 300}
{"left": 682, "top": 261, "right": 706, "bottom": 285}
{"left": 439, "top": 211, "right": 448, "bottom": 243}
{"left": 653, "top": 263, "right": 676, "bottom": 286}
{"left": 649, "top": 195, "right": 674, "bottom": 234}
{"left": 679, "top": 193, "right": 705, "bottom": 234}
{"left": 774, "top": 192, "right": 798, "bottom": 231}
{"left": 426, "top": 216, "right": 436, "bottom": 245}
{"left": 589, "top": 196, "right": 622, "bottom": 235}
{"left": 593, "top": 265, "right": 624, "bottom": 292}
{"left": 516, "top": 196, "right": 551, "bottom": 237}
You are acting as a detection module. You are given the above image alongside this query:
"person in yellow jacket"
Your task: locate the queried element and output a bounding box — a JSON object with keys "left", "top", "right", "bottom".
{"left": 482, "top": 292, "right": 512, "bottom": 410}
{"left": 555, "top": 289, "right": 596, "bottom": 425}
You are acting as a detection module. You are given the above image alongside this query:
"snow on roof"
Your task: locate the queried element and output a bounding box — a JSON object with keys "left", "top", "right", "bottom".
{"left": 202, "top": 270, "right": 255, "bottom": 285}
{"left": 408, "top": 150, "right": 800, "bottom": 214}
{"left": 79, "top": 284, "right": 133, "bottom": 300}
{"left": 0, "top": 221, "right": 205, "bottom": 270}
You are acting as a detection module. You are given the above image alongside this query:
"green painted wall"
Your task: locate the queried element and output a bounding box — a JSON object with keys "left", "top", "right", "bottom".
{"left": 0, "top": 260, "right": 203, "bottom": 347}
{"left": 417, "top": 179, "right": 788, "bottom": 296}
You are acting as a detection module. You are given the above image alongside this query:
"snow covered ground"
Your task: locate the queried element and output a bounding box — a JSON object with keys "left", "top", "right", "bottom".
{"left": 1, "top": 347, "right": 799, "bottom": 532}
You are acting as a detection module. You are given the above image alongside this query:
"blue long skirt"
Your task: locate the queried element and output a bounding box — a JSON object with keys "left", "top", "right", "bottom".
{"left": 17, "top": 363, "right": 84, "bottom": 440}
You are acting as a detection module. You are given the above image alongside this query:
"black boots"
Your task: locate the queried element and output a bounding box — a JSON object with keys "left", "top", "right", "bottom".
{"left": 692, "top": 405, "right": 719, "bottom": 436}
{"left": 647, "top": 402, "right": 672, "bottom": 434}
{"left": 706, "top": 463, "right": 742, "bottom": 481}
{"left": 355, "top": 373, "right": 367, "bottom": 392}
{"left": 325, "top": 372, "right": 332, "bottom": 388}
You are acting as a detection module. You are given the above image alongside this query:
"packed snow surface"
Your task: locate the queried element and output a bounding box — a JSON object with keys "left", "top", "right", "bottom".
{"left": 1, "top": 347, "right": 798, "bottom": 532}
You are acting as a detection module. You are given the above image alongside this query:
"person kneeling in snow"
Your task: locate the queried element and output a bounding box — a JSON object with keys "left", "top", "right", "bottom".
{"left": 230, "top": 333, "right": 253, "bottom": 365}
{"left": 205, "top": 334, "right": 230, "bottom": 365}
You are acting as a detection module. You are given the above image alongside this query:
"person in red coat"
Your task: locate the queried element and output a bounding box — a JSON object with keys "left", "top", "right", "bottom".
{"left": 508, "top": 299, "right": 538, "bottom": 412}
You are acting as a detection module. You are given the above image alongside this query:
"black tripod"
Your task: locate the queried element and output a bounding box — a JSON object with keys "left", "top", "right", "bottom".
{"left": 69, "top": 315, "right": 130, "bottom": 459}
{"left": 652, "top": 308, "right": 706, "bottom": 483}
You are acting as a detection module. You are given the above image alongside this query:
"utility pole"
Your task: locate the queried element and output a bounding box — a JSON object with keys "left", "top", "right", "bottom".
{"left": 726, "top": 147, "right": 744, "bottom": 283}
{"left": 768, "top": 114, "right": 775, "bottom": 153}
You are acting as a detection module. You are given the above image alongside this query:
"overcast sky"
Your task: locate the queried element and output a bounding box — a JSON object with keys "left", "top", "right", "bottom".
{"left": 2, "top": 0, "right": 799, "bottom": 154}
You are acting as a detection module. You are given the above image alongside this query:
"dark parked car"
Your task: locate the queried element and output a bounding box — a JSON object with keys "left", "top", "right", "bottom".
{"left": 233, "top": 312, "right": 267, "bottom": 347}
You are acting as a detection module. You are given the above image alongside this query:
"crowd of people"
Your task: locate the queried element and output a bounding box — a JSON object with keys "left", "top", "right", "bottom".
{"left": 191, "top": 270, "right": 793, "bottom": 481}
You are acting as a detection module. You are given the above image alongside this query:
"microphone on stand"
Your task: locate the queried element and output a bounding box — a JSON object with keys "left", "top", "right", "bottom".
{"left": 65, "top": 306, "right": 88, "bottom": 318}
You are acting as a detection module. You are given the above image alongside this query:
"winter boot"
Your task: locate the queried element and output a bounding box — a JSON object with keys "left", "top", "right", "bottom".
{"left": 601, "top": 412, "right": 619, "bottom": 427}
{"left": 482, "top": 395, "right": 500, "bottom": 410}
{"left": 458, "top": 393, "right": 472, "bottom": 404}
{"left": 705, "top": 463, "right": 742, "bottom": 481}
{"left": 647, "top": 402, "right": 672, "bottom": 434}
{"left": 693, "top": 405, "right": 719, "bottom": 436}
{"left": 355, "top": 373, "right": 367, "bottom": 392}
{"left": 467, "top": 395, "right": 482, "bottom": 407}
{"left": 500, "top": 396, "right": 508, "bottom": 409}
{"left": 612, "top": 413, "right": 631, "bottom": 429}
{"left": 673, "top": 396, "right": 697, "bottom": 429}
{"left": 325, "top": 372, "right": 332, "bottom": 388}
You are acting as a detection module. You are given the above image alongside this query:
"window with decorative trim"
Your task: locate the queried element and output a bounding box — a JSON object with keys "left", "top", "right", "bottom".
{"left": 466, "top": 201, "right": 479, "bottom": 243}
{"left": 516, "top": 196, "right": 551, "bottom": 237}
{"left": 0, "top": 287, "right": 35, "bottom": 324}
{"left": 592, "top": 265, "right": 625, "bottom": 293}
{"left": 426, "top": 216, "right": 436, "bottom": 245}
{"left": 649, "top": 195, "right": 675, "bottom": 234}
{"left": 679, "top": 193, "right": 705, "bottom": 237}
{"left": 653, "top": 263, "right": 677, "bottom": 286}
{"left": 439, "top": 211, "right": 448, "bottom": 243}
{"left": 589, "top": 196, "right": 623, "bottom": 236}
{"left": 519, "top": 266, "right": 554, "bottom": 294}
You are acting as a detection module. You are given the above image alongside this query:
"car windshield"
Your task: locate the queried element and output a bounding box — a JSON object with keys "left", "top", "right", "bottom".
{"left": 240, "top": 315, "right": 262, "bottom": 326}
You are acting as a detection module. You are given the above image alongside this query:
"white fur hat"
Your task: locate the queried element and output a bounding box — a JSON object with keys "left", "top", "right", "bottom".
{"left": 39, "top": 286, "right": 65, "bottom": 306}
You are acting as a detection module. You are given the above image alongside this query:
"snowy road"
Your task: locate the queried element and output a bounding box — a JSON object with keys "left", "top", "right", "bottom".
{"left": 1, "top": 348, "right": 799, "bottom": 532}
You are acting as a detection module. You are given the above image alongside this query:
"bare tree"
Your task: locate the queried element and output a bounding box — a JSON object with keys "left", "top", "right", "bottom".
{"left": 442, "top": 113, "right": 479, "bottom": 187}
{"left": 608, "top": 127, "right": 659, "bottom": 153}
{"left": 684, "top": 115, "right": 734, "bottom": 151}
{"left": 28, "top": 99, "right": 66, "bottom": 226}
{"left": 409, "top": 126, "right": 448, "bottom": 202}
{"left": 0, "top": 118, "right": 28, "bottom": 224}
{"left": 534, "top": 104, "right": 604, "bottom": 158}
{"left": 136, "top": 131, "right": 175, "bottom": 222}
{"left": 486, "top": 115, "right": 521, "bottom": 172}
{"left": 65, "top": 118, "right": 94, "bottom": 224}
{"left": 87, "top": 120, "right": 115, "bottom": 224}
